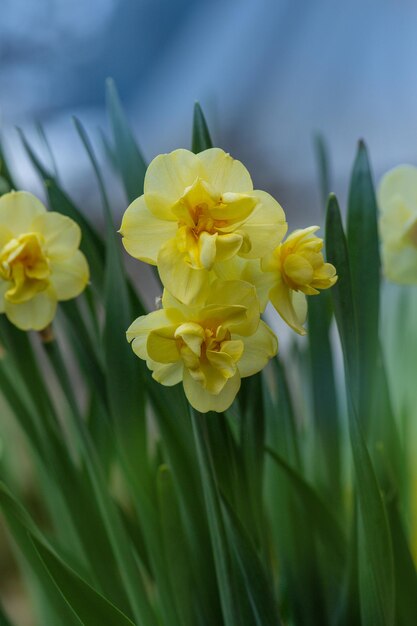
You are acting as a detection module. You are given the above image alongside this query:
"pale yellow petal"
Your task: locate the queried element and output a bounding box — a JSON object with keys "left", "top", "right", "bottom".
{"left": 0, "top": 225, "right": 13, "bottom": 248}
{"left": 127, "top": 309, "right": 180, "bottom": 359}
{"left": 210, "top": 193, "right": 257, "bottom": 224}
{"left": 206, "top": 349, "right": 237, "bottom": 379}
{"left": 283, "top": 254, "right": 314, "bottom": 286}
{"left": 183, "top": 367, "right": 241, "bottom": 413}
{"left": 158, "top": 238, "right": 208, "bottom": 305}
{"left": 5, "top": 290, "right": 57, "bottom": 331}
{"left": 144, "top": 149, "right": 202, "bottom": 219}
{"left": 382, "top": 245, "right": 417, "bottom": 284}
{"left": 204, "top": 279, "right": 260, "bottom": 335}
{"left": 49, "top": 251, "right": 89, "bottom": 300}
{"left": 198, "top": 148, "right": 253, "bottom": 193}
{"left": 175, "top": 322, "right": 205, "bottom": 355}
{"left": 198, "top": 304, "right": 248, "bottom": 331}
{"left": 148, "top": 359, "right": 183, "bottom": 386}
{"left": 120, "top": 195, "right": 177, "bottom": 264}
{"left": 215, "top": 233, "right": 243, "bottom": 262}
{"left": 0, "top": 191, "right": 46, "bottom": 235}
{"left": 147, "top": 327, "right": 180, "bottom": 363}
{"left": 32, "top": 212, "right": 81, "bottom": 261}
{"left": 198, "top": 232, "right": 217, "bottom": 270}
{"left": 237, "top": 320, "right": 278, "bottom": 378}
{"left": 270, "top": 279, "right": 306, "bottom": 335}
{"left": 239, "top": 190, "right": 287, "bottom": 259}
{"left": 378, "top": 165, "right": 417, "bottom": 215}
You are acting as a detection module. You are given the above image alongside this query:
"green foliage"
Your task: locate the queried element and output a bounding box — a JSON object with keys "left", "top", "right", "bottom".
{"left": 0, "top": 90, "right": 415, "bottom": 626}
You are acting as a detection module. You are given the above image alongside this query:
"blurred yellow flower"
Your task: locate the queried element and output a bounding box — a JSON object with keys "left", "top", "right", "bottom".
{"left": 261, "top": 226, "right": 337, "bottom": 334}
{"left": 378, "top": 165, "right": 417, "bottom": 284}
{"left": 127, "top": 280, "right": 277, "bottom": 413}
{"left": 0, "top": 191, "right": 89, "bottom": 331}
{"left": 120, "top": 148, "right": 287, "bottom": 304}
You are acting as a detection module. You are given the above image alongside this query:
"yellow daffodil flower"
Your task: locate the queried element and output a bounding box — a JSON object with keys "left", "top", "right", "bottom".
{"left": 126, "top": 280, "right": 278, "bottom": 413}
{"left": 0, "top": 191, "right": 89, "bottom": 331}
{"left": 260, "top": 226, "right": 337, "bottom": 334}
{"left": 120, "top": 148, "right": 287, "bottom": 305}
{"left": 378, "top": 165, "right": 417, "bottom": 284}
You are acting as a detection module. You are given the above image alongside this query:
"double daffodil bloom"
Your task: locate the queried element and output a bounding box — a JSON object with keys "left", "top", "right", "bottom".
{"left": 260, "top": 227, "right": 337, "bottom": 334}
{"left": 126, "top": 280, "right": 277, "bottom": 413}
{"left": 0, "top": 191, "right": 89, "bottom": 330}
{"left": 378, "top": 165, "right": 417, "bottom": 284}
{"left": 120, "top": 148, "right": 287, "bottom": 304}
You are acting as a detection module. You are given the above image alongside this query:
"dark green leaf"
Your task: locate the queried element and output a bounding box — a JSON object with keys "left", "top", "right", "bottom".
{"left": 192, "top": 103, "right": 213, "bottom": 153}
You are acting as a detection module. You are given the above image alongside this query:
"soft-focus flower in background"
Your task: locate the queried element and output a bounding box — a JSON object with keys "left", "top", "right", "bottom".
{"left": 120, "top": 148, "right": 287, "bottom": 305}
{"left": 261, "top": 227, "right": 337, "bottom": 334}
{"left": 0, "top": 191, "right": 89, "bottom": 330}
{"left": 378, "top": 165, "right": 417, "bottom": 284}
{"left": 126, "top": 279, "right": 277, "bottom": 412}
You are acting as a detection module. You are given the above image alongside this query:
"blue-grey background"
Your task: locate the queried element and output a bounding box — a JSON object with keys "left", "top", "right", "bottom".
{"left": 3, "top": 0, "right": 417, "bottom": 229}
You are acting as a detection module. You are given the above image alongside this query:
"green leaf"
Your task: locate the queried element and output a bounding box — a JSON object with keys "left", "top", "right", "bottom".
{"left": 192, "top": 103, "right": 213, "bottom": 153}
{"left": 265, "top": 447, "right": 346, "bottom": 567}
{"left": 347, "top": 141, "right": 380, "bottom": 421}
{"left": 32, "top": 536, "right": 136, "bottom": 626}
{"left": 307, "top": 293, "right": 341, "bottom": 499}
{"left": 0, "top": 483, "right": 81, "bottom": 626}
{"left": 0, "top": 601, "right": 16, "bottom": 626}
{"left": 190, "top": 409, "right": 238, "bottom": 626}
{"left": 388, "top": 502, "right": 417, "bottom": 626}
{"left": 157, "top": 465, "right": 194, "bottom": 626}
{"left": 73, "top": 117, "right": 147, "bottom": 477}
{"left": 221, "top": 495, "right": 282, "bottom": 626}
{"left": 326, "top": 194, "right": 395, "bottom": 626}
{"left": 106, "top": 78, "right": 147, "bottom": 202}
{"left": 313, "top": 133, "right": 331, "bottom": 209}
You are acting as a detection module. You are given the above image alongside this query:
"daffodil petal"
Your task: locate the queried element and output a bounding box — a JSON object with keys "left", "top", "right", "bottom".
{"left": 127, "top": 309, "right": 180, "bottom": 359}
{"left": 382, "top": 246, "right": 417, "bottom": 284}
{"left": 149, "top": 360, "right": 183, "bottom": 386}
{"left": 210, "top": 193, "right": 257, "bottom": 223}
{"left": 50, "top": 251, "right": 89, "bottom": 300}
{"left": 270, "top": 279, "right": 306, "bottom": 335}
{"left": 31, "top": 212, "right": 82, "bottom": 261}
{"left": 198, "top": 232, "right": 217, "bottom": 270}
{"left": 204, "top": 279, "right": 259, "bottom": 335}
{"left": 5, "top": 290, "right": 57, "bottom": 331}
{"left": 215, "top": 233, "right": 243, "bottom": 262}
{"left": 283, "top": 254, "right": 314, "bottom": 285}
{"left": 198, "top": 148, "right": 253, "bottom": 193}
{"left": 144, "top": 149, "right": 202, "bottom": 219}
{"left": 378, "top": 165, "right": 417, "bottom": 216}
{"left": 120, "top": 195, "right": 177, "bottom": 264}
{"left": 183, "top": 367, "right": 241, "bottom": 413}
{"left": 147, "top": 327, "right": 180, "bottom": 363}
{"left": 158, "top": 239, "right": 207, "bottom": 305}
{"left": 206, "top": 349, "right": 237, "bottom": 379}
{"left": 199, "top": 304, "right": 248, "bottom": 330}
{"left": 0, "top": 226, "right": 13, "bottom": 248}
{"left": 236, "top": 320, "right": 278, "bottom": 378}
{"left": 239, "top": 190, "right": 287, "bottom": 259}
{"left": 0, "top": 191, "right": 46, "bottom": 235}
{"left": 175, "top": 322, "right": 205, "bottom": 355}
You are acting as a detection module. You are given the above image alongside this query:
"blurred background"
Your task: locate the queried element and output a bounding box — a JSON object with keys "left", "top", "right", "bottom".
{"left": 2, "top": 0, "right": 417, "bottom": 622}
{"left": 3, "top": 0, "right": 417, "bottom": 227}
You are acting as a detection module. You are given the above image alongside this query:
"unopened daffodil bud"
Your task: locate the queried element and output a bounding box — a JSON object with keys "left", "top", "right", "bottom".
{"left": 0, "top": 191, "right": 89, "bottom": 331}
{"left": 120, "top": 148, "right": 287, "bottom": 305}
{"left": 126, "top": 280, "right": 278, "bottom": 413}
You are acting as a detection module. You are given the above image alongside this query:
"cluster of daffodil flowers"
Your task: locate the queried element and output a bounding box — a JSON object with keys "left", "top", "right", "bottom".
{"left": 120, "top": 148, "right": 337, "bottom": 412}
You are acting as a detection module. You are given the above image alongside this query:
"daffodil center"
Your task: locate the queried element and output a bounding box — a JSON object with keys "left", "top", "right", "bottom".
{"left": 0, "top": 232, "right": 50, "bottom": 303}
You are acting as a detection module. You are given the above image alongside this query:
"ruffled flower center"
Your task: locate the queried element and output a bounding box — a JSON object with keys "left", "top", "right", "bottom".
{"left": 0, "top": 232, "right": 50, "bottom": 303}
{"left": 174, "top": 321, "right": 244, "bottom": 393}
{"left": 171, "top": 178, "right": 256, "bottom": 269}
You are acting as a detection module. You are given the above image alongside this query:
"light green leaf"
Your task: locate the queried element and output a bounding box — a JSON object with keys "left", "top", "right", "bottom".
{"left": 106, "top": 78, "right": 147, "bottom": 203}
